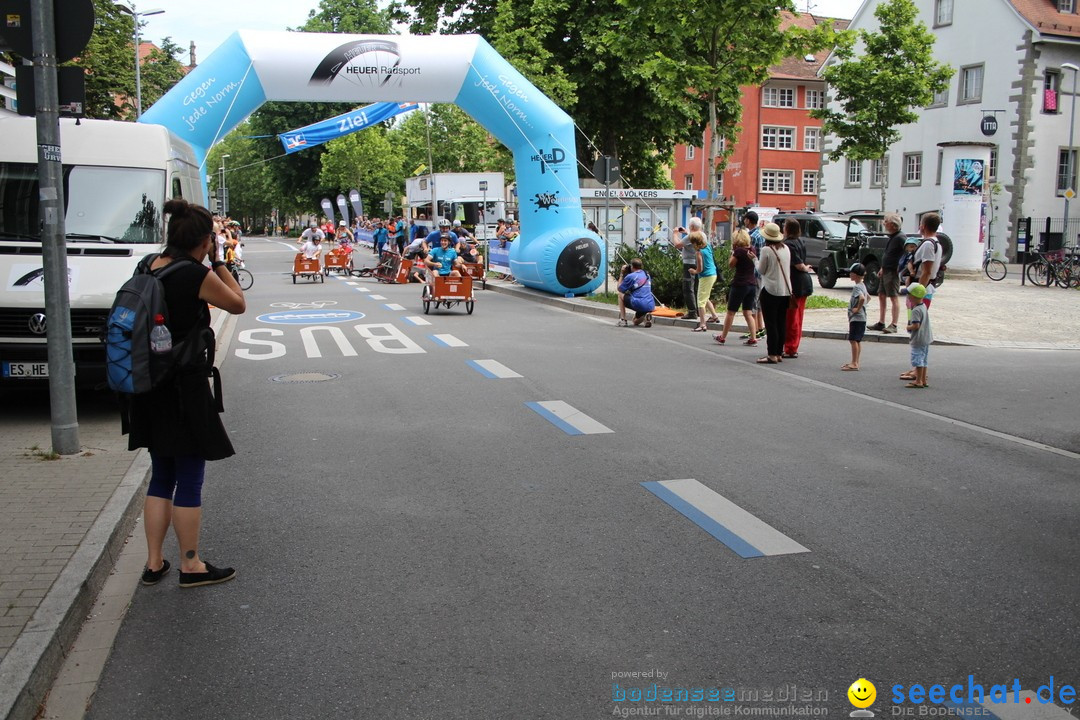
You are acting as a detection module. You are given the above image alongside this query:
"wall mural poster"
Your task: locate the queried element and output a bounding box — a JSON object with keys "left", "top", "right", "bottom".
{"left": 953, "top": 159, "right": 984, "bottom": 197}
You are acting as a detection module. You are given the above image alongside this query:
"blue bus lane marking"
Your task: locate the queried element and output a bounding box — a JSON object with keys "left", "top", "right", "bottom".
{"left": 467, "top": 359, "right": 522, "bottom": 379}
{"left": 641, "top": 479, "right": 809, "bottom": 558}
{"left": 525, "top": 401, "right": 613, "bottom": 436}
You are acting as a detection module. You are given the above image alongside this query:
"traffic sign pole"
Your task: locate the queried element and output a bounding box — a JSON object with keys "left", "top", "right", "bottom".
{"left": 31, "top": 0, "right": 80, "bottom": 454}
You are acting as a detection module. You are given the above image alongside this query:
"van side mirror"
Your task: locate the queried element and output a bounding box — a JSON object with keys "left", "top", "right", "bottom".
{"left": 816, "top": 231, "right": 824, "bottom": 239}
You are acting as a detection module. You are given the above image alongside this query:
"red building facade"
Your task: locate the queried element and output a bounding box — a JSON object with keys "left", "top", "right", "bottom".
{"left": 670, "top": 13, "right": 848, "bottom": 228}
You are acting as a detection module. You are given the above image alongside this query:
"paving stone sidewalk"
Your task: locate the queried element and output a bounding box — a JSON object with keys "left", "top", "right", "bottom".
{"left": 1, "top": 269, "right": 1076, "bottom": 720}
{"left": 490, "top": 266, "right": 1080, "bottom": 350}
{"left": 0, "top": 391, "right": 147, "bottom": 720}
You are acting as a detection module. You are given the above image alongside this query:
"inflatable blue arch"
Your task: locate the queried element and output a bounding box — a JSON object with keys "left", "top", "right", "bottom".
{"left": 141, "top": 31, "right": 604, "bottom": 296}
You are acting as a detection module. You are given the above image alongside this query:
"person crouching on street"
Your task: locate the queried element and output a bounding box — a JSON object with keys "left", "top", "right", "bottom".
{"left": 617, "top": 258, "right": 655, "bottom": 327}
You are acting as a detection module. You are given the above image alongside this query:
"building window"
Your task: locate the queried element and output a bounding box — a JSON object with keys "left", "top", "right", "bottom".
{"left": 761, "top": 170, "right": 794, "bottom": 194}
{"left": 929, "top": 84, "right": 949, "bottom": 108}
{"left": 716, "top": 173, "right": 724, "bottom": 197}
{"left": 1045, "top": 70, "right": 1062, "bottom": 113}
{"left": 803, "top": 127, "right": 820, "bottom": 152}
{"left": 903, "top": 153, "right": 923, "bottom": 186}
{"left": 1057, "top": 148, "right": 1078, "bottom": 194}
{"left": 802, "top": 171, "right": 818, "bottom": 195}
{"left": 686, "top": 146, "right": 695, "bottom": 160}
{"left": 684, "top": 174, "right": 695, "bottom": 191}
{"left": 959, "top": 64, "right": 984, "bottom": 104}
{"left": 989, "top": 147, "right": 998, "bottom": 181}
{"left": 936, "top": 150, "right": 944, "bottom": 185}
{"left": 846, "top": 159, "right": 862, "bottom": 187}
{"left": 870, "top": 158, "right": 885, "bottom": 188}
{"left": 1060, "top": 0, "right": 1075, "bottom": 12}
{"left": 763, "top": 87, "right": 795, "bottom": 108}
{"left": 804, "top": 88, "right": 823, "bottom": 110}
{"left": 761, "top": 126, "right": 795, "bottom": 149}
{"left": 935, "top": 0, "right": 953, "bottom": 26}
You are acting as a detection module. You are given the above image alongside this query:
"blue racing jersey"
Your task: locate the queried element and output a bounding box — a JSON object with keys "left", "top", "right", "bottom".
{"left": 428, "top": 246, "right": 458, "bottom": 275}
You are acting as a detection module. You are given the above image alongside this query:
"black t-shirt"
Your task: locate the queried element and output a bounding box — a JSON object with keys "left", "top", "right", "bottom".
{"left": 157, "top": 257, "right": 210, "bottom": 342}
{"left": 882, "top": 231, "right": 906, "bottom": 271}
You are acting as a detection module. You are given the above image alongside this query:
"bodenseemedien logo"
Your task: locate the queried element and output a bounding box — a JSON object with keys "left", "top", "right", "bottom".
{"left": 848, "top": 678, "right": 877, "bottom": 718}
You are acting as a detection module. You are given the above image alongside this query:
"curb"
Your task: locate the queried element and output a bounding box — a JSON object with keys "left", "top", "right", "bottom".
{"left": 0, "top": 451, "right": 150, "bottom": 720}
{"left": 483, "top": 281, "right": 968, "bottom": 346}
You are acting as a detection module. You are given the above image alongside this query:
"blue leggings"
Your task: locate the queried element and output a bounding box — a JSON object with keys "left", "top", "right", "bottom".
{"left": 147, "top": 453, "right": 206, "bottom": 508}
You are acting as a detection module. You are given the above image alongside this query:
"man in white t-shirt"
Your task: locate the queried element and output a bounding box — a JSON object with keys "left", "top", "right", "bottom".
{"left": 913, "top": 212, "right": 943, "bottom": 306}
{"left": 299, "top": 223, "right": 324, "bottom": 244}
{"left": 300, "top": 233, "right": 323, "bottom": 260}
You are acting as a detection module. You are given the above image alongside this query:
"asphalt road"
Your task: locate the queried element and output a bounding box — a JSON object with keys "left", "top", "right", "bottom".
{"left": 86, "top": 237, "right": 1080, "bottom": 719}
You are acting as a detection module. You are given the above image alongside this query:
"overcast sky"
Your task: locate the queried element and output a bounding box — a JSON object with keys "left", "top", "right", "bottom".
{"left": 141, "top": 0, "right": 866, "bottom": 65}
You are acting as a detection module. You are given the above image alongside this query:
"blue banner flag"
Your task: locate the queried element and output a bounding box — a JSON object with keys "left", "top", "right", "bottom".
{"left": 279, "top": 101, "right": 418, "bottom": 154}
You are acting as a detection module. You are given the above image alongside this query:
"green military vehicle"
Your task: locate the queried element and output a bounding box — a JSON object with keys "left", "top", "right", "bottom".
{"left": 771, "top": 211, "right": 953, "bottom": 295}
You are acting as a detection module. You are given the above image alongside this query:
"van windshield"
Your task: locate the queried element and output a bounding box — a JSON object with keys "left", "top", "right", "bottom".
{"left": 0, "top": 163, "right": 164, "bottom": 244}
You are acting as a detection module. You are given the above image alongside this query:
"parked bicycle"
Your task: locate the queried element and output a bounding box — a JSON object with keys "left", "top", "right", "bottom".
{"left": 1025, "top": 249, "right": 1079, "bottom": 288}
{"left": 982, "top": 244, "right": 1007, "bottom": 281}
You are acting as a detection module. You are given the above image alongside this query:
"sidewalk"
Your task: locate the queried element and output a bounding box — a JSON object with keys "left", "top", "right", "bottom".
{"left": 487, "top": 267, "right": 1080, "bottom": 350}
{"left": 0, "top": 307, "right": 231, "bottom": 720}
{"left": 0, "top": 269, "right": 1077, "bottom": 720}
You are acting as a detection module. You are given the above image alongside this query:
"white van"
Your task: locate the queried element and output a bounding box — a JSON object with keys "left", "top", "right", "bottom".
{"left": 0, "top": 115, "right": 204, "bottom": 385}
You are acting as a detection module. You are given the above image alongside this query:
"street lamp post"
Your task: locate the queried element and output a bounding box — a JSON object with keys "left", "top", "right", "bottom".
{"left": 219, "top": 154, "right": 230, "bottom": 216}
{"left": 115, "top": 4, "right": 164, "bottom": 119}
{"left": 1061, "top": 62, "right": 1078, "bottom": 245}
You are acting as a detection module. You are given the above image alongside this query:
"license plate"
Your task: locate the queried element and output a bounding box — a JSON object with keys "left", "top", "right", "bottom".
{"left": 2, "top": 362, "right": 49, "bottom": 378}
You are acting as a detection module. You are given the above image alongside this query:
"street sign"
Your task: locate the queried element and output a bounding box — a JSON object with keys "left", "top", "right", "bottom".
{"left": 981, "top": 115, "right": 998, "bottom": 137}
{"left": 1065, "top": 189, "right": 1076, "bottom": 200}
{"left": 592, "top": 154, "right": 621, "bottom": 185}
{"left": 0, "top": 0, "right": 94, "bottom": 63}
{"left": 479, "top": 181, "right": 488, "bottom": 192}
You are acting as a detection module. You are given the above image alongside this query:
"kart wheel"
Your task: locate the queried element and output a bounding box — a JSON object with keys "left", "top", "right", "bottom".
{"left": 292, "top": 274, "right": 297, "bottom": 284}
{"left": 466, "top": 299, "right": 474, "bottom": 314}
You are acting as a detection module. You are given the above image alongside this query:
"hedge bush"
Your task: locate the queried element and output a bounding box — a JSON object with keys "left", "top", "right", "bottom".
{"left": 610, "top": 241, "right": 735, "bottom": 310}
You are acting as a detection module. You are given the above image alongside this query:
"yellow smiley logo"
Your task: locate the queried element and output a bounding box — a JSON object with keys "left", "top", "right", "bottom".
{"left": 848, "top": 678, "right": 876, "bottom": 709}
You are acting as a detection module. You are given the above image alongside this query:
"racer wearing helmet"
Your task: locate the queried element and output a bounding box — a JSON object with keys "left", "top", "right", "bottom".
{"left": 426, "top": 231, "right": 461, "bottom": 277}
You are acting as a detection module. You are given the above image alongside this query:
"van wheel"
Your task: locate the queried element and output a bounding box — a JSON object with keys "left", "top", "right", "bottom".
{"left": 817, "top": 258, "right": 837, "bottom": 288}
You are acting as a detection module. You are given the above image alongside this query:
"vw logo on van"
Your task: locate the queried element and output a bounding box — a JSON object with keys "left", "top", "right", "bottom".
{"left": 28, "top": 313, "right": 47, "bottom": 335}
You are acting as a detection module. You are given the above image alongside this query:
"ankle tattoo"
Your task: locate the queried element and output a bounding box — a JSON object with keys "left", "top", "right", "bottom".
{"left": 185, "top": 550, "right": 196, "bottom": 559}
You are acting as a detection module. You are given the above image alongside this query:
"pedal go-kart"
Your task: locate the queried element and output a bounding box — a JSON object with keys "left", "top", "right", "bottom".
{"left": 354, "top": 250, "right": 410, "bottom": 284}
{"left": 422, "top": 273, "right": 474, "bottom": 314}
{"left": 323, "top": 250, "right": 352, "bottom": 276}
{"left": 292, "top": 253, "right": 324, "bottom": 283}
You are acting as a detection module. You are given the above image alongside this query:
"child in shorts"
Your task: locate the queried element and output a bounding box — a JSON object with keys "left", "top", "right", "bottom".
{"left": 904, "top": 282, "right": 932, "bottom": 388}
{"left": 843, "top": 263, "right": 869, "bottom": 371}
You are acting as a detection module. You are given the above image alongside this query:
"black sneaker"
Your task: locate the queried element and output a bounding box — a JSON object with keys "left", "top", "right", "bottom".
{"left": 179, "top": 562, "right": 236, "bottom": 588}
{"left": 141, "top": 559, "right": 171, "bottom": 586}
{"left": 869, "top": 322, "right": 886, "bottom": 331}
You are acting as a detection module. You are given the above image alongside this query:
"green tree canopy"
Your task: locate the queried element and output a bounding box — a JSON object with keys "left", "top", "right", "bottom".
{"left": 812, "top": 0, "right": 952, "bottom": 208}
{"left": 392, "top": 0, "right": 840, "bottom": 188}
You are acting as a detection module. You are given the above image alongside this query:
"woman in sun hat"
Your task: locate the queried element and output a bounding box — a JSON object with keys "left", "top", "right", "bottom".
{"left": 754, "top": 222, "right": 792, "bottom": 364}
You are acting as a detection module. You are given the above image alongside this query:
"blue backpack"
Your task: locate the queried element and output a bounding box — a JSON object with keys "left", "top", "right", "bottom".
{"left": 104, "top": 254, "right": 212, "bottom": 394}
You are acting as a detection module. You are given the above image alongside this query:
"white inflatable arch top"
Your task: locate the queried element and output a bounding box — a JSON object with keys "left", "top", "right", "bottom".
{"left": 141, "top": 32, "right": 604, "bottom": 295}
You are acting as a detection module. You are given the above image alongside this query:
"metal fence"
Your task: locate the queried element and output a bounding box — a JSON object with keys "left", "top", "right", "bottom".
{"left": 1018, "top": 216, "right": 1080, "bottom": 260}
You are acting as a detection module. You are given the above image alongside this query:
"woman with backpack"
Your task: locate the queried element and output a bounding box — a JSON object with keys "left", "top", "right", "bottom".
{"left": 126, "top": 199, "right": 246, "bottom": 589}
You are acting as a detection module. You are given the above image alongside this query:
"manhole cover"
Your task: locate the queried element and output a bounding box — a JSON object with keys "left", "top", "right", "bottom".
{"left": 269, "top": 372, "right": 341, "bottom": 383}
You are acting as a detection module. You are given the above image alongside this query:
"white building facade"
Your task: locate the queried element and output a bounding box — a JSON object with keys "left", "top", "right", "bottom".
{"left": 819, "top": 0, "right": 1080, "bottom": 260}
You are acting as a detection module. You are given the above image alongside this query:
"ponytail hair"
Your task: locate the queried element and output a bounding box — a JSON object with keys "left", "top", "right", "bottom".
{"left": 162, "top": 199, "right": 213, "bottom": 257}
